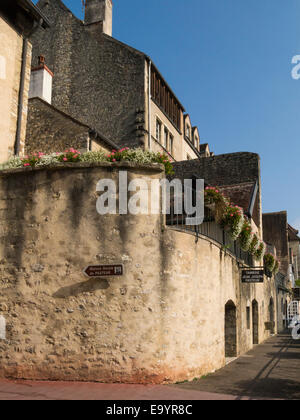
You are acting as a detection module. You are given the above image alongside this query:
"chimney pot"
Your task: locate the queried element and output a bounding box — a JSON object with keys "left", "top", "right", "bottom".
{"left": 38, "top": 55, "right": 45, "bottom": 65}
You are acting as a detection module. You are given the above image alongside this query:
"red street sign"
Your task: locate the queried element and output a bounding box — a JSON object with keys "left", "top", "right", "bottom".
{"left": 83, "top": 265, "right": 124, "bottom": 278}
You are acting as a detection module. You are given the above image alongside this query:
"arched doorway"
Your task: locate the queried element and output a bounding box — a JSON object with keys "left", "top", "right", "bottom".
{"left": 252, "top": 300, "right": 259, "bottom": 345}
{"left": 225, "top": 300, "right": 237, "bottom": 357}
{"left": 269, "top": 297, "right": 275, "bottom": 334}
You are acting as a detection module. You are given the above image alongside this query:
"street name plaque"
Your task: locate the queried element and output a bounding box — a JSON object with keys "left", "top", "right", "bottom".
{"left": 84, "top": 265, "right": 124, "bottom": 278}
{"left": 242, "top": 269, "right": 264, "bottom": 283}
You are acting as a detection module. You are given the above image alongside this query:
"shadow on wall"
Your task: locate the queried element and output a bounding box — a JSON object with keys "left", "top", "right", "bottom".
{"left": 53, "top": 278, "right": 110, "bottom": 298}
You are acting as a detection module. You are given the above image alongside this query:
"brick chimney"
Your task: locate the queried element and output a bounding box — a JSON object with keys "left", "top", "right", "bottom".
{"left": 84, "top": 0, "right": 113, "bottom": 37}
{"left": 29, "top": 56, "right": 53, "bottom": 104}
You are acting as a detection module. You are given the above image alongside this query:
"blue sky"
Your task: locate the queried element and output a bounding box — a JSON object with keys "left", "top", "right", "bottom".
{"left": 35, "top": 0, "right": 300, "bottom": 230}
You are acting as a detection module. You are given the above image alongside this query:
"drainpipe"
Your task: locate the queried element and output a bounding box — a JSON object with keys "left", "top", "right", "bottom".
{"left": 14, "top": 38, "right": 28, "bottom": 156}
{"left": 148, "top": 59, "right": 152, "bottom": 151}
{"left": 14, "top": 21, "right": 42, "bottom": 156}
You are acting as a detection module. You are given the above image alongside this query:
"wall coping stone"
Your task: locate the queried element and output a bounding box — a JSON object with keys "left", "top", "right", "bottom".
{"left": 0, "top": 161, "right": 165, "bottom": 177}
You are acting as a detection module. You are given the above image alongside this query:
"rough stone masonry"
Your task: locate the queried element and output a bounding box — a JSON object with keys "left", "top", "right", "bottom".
{"left": 0, "top": 162, "right": 277, "bottom": 384}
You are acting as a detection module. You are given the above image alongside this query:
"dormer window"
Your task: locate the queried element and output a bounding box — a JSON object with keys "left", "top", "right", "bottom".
{"left": 186, "top": 125, "right": 191, "bottom": 139}
{"left": 194, "top": 136, "right": 198, "bottom": 148}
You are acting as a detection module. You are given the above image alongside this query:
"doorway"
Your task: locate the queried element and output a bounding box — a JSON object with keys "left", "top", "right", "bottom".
{"left": 252, "top": 300, "right": 259, "bottom": 345}
{"left": 225, "top": 300, "right": 237, "bottom": 357}
{"left": 269, "top": 297, "right": 275, "bottom": 334}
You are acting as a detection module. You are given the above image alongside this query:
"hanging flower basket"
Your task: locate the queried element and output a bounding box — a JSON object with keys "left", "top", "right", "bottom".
{"left": 273, "top": 260, "right": 280, "bottom": 274}
{"left": 205, "top": 200, "right": 216, "bottom": 211}
{"left": 239, "top": 220, "right": 253, "bottom": 252}
{"left": 221, "top": 204, "right": 244, "bottom": 241}
{"left": 264, "top": 253, "right": 276, "bottom": 272}
{"left": 254, "top": 241, "right": 266, "bottom": 261}
{"left": 248, "top": 234, "right": 259, "bottom": 255}
{"left": 205, "top": 187, "right": 223, "bottom": 206}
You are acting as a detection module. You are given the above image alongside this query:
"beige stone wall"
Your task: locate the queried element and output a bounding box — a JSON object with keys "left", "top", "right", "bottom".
{"left": 161, "top": 229, "right": 277, "bottom": 376}
{"left": 90, "top": 140, "right": 111, "bottom": 154}
{"left": 182, "top": 137, "right": 199, "bottom": 161}
{"left": 149, "top": 100, "right": 198, "bottom": 162}
{"left": 144, "top": 63, "right": 198, "bottom": 162}
{"left": 0, "top": 17, "right": 31, "bottom": 163}
{"left": 0, "top": 162, "right": 276, "bottom": 383}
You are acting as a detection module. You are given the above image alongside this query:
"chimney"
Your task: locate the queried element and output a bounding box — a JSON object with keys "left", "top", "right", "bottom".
{"left": 84, "top": 0, "right": 113, "bottom": 37}
{"left": 29, "top": 56, "right": 53, "bottom": 104}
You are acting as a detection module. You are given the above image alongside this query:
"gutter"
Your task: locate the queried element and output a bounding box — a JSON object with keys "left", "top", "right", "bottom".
{"left": 88, "top": 128, "right": 120, "bottom": 151}
{"left": 14, "top": 37, "right": 28, "bottom": 156}
{"left": 148, "top": 59, "right": 152, "bottom": 151}
{"left": 20, "top": 0, "right": 51, "bottom": 29}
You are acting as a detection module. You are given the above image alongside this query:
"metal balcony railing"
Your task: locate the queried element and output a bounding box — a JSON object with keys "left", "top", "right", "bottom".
{"left": 166, "top": 207, "right": 253, "bottom": 267}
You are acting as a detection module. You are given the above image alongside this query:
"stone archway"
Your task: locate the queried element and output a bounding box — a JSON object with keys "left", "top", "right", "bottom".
{"left": 225, "top": 300, "right": 237, "bottom": 357}
{"left": 269, "top": 297, "right": 275, "bottom": 334}
{"left": 252, "top": 300, "right": 259, "bottom": 345}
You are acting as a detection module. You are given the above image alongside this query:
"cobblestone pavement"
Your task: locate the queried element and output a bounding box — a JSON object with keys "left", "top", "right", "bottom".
{"left": 173, "top": 332, "right": 300, "bottom": 400}
{"left": 0, "top": 333, "right": 298, "bottom": 400}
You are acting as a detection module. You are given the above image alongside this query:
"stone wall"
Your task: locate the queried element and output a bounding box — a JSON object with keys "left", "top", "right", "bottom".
{"left": 263, "top": 212, "right": 289, "bottom": 279}
{"left": 172, "top": 153, "right": 262, "bottom": 231}
{"left": 25, "top": 98, "right": 90, "bottom": 155}
{"left": 31, "top": 0, "right": 146, "bottom": 149}
{"left": 0, "top": 162, "right": 277, "bottom": 383}
{"left": 0, "top": 16, "right": 32, "bottom": 163}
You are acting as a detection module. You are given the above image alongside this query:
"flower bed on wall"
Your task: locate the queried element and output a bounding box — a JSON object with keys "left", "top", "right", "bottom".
{"left": 1, "top": 149, "right": 280, "bottom": 276}
{"left": 0, "top": 148, "right": 175, "bottom": 176}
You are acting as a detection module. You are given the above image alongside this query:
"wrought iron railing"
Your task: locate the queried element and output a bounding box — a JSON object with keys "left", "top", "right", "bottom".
{"left": 166, "top": 208, "right": 253, "bottom": 267}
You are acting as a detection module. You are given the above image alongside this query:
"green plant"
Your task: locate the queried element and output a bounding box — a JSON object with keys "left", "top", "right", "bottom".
{"left": 204, "top": 186, "right": 224, "bottom": 204}
{"left": 21, "top": 153, "right": 44, "bottom": 167}
{"left": 264, "top": 253, "right": 276, "bottom": 272}
{"left": 0, "top": 148, "right": 175, "bottom": 175}
{"left": 254, "top": 241, "right": 266, "bottom": 261}
{"left": 296, "top": 279, "right": 300, "bottom": 287}
{"left": 221, "top": 204, "right": 244, "bottom": 241}
{"left": 239, "top": 220, "right": 253, "bottom": 252}
{"left": 273, "top": 260, "right": 280, "bottom": 274}
{"left": 248, "top": 234, "right": 259, "bottom": 255}
{"left": 57, "top": 148, "right": 81, "bottom": 163}
{"left": 106, "top": 148, "right": 175, "bottom": 175}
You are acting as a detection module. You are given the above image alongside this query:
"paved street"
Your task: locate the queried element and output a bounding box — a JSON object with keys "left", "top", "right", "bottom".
{"left": 0, "top": 332, "right": 299, "bottom": 400}
{"left": 174, "top": 332, "right": 300, "bottom": 400}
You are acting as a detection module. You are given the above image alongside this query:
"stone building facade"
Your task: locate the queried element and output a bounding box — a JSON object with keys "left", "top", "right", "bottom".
{"left": 262, "top": 212, "right": 292, "bottom": 331}
{"left": 0, "top": 162, "right": 277, "bottom": 383}
{"left": 0, "top": 0, "right": 49, "bottom": 163}
{"left": 172, "top": 152, "right": 262, "bottom": 235}
{"left": 25, "top": 97, "right": 119, "bottom": 155}
{"left": 29, "top": 0, "right": 205, "bottom": 161}
{"left": 288, "top": 225, "right": 300, "bottom": 283}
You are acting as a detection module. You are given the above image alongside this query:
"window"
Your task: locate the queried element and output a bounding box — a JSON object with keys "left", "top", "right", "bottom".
{"left": 151, "top": 68, "right": 182, "bottom": 131}
{"left": 164, "top": 128, "right": 168, "bottom": 149}
{"left": 169, "top": 134, "right": 174, "bottom": 155}
{"left": 156, "top": 119, "right": 162, "bottom": 142}
{"left": 194, "top": 136, "right": 198, "bottom": 148}
{"left": 186, "top": 125, "right": 191, "bottom": 139}
{"left": 246, "top": 307, "right": 250, "bottom": 329}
